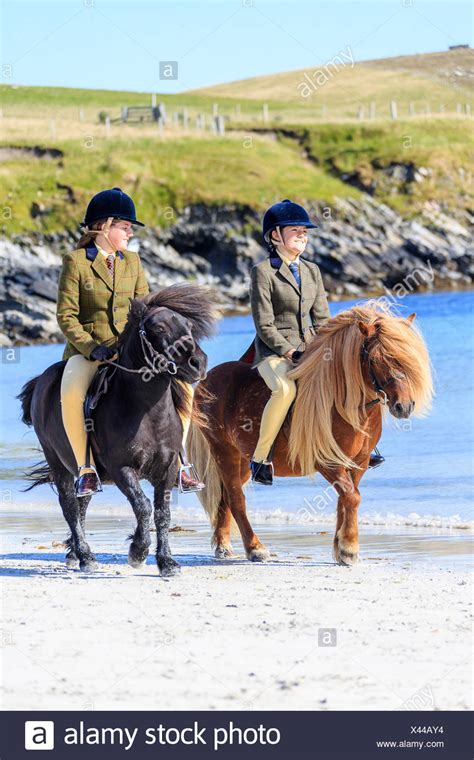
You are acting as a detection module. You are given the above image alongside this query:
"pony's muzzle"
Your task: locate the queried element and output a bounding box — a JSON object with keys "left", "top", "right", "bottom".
{"left": 188, "top": 354, "right": 207, "bottom": 381}
{"left": 391, "top": 400, "right": 415, "bottom": 418}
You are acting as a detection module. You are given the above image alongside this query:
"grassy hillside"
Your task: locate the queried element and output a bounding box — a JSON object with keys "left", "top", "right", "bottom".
{"left": 190, "top": 49, "right": 474, "bottom": 118}
{"left": 0, "top": 50, "right": 472, "bottom": 234}
{"left": 2, "top": 50, "right": 473, "bottom": 130}
{"left": 2, "top": 116, "right": 472, "bottom": 235}
{"left": 0, "top": 133, "right": 359, "bottom": 234}
{"left": 362, "top": 49, "right": 474, "bottom": 90}
{"left": 281, "top": 120, "right": 473, "bottom": 218}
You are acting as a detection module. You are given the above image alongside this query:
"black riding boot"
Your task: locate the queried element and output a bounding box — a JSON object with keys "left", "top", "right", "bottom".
{"left": 75, "top": 466, "right": 102, "bottom": 497}
{"left": 368, "top": 446, "right": 385, "bottom": 469}
{"left": 250, "top": 459, "right": 274, "bottom": 485}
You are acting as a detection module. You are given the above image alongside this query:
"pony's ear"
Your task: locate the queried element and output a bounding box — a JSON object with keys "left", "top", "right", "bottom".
{"left": 358, "top": 321, "right": 378, "bottom": 338}
{"left": 128, "top": 298, "right": 148, "bottom": 321}
{"left": 406, "top": 312, "right": 416, "bottom": 324}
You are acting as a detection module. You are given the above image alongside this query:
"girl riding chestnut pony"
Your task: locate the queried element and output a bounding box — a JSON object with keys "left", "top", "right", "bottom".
{"left": 248, "top": 199, "right": 384, "bottom": 485}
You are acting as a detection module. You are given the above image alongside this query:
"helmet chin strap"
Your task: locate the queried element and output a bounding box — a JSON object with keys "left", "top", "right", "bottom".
{"left": 272, "top": 225, "right": 301, "bottom": 259}
{"left": 84, "top": 216, "right": 123, "bottom": 253}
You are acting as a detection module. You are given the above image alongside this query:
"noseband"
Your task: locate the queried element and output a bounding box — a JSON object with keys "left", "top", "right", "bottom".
{"left": 138, "top": 314, "right": 178, "bottom": 377}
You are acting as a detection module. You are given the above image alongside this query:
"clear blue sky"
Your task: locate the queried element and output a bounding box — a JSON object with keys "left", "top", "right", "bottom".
{"left": 2, "top": 0, "right": 472, "bottom": 93}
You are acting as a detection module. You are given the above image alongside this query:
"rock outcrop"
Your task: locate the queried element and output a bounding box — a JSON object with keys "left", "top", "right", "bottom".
{"left": 0, "top": 197, "right": 472, "bottom": 347}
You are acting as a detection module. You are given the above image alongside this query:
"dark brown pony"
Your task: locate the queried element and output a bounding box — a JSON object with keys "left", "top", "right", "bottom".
{"left": 18, "top": 284, "right": 218, "bottom": 576}
{"left": 188, "top": 301, "right": 433, "bottom": 565}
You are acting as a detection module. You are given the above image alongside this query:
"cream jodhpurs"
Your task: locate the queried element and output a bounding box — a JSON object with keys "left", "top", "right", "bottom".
{"left": 252, "top": 354, "right": 297, "bottom": 463}
{"left": 60, "top": 354, "right": 194, "bottom": 475}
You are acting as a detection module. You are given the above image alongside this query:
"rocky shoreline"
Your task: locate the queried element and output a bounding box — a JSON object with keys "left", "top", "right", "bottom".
{"left": 0, "top": 196, "right": 472, "bottom": 347}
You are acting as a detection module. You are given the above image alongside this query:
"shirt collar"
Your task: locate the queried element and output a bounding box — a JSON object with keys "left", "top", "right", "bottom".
{"left": 85, "top": 242, "right": 125, "bottom": 261}
{"left": 275, "top": 248, "right": 300, "bottom": 267}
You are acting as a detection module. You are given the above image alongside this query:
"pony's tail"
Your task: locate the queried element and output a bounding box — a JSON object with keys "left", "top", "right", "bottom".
{"left": 16, "top": 376, "right": 55, "bottom": 492}
{"left": 22, "top": 461, "right": 55, "bottom": 492}
{"left": 17, "top": 375, "right": 39, "bottom": 426}
{"left": 187, "top": 422, "right": 223, "bottom": 531}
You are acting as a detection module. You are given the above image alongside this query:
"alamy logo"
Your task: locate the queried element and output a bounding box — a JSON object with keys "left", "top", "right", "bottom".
{"left": 24, "top": 721, "right": 55, "bottom": 750}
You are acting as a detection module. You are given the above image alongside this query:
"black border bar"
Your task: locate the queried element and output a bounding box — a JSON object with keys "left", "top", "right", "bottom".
{"left": 0, "top": 710, "right": 472, "bottom": 759}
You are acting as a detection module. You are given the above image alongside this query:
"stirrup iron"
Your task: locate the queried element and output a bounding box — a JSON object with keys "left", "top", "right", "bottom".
{"left": 178, "top": 462, "right": 205, "bottom": 493}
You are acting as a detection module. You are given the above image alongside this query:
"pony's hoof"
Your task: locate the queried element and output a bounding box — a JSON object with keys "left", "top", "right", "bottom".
{"left": 65, "top": 555, "right": 79, "bottom": 569}
{"left": 158, "top": 559, "right": 181, "bottom": 577}
{"left": 215, "top": 545, "right": 234, "bottom": 559}
{"left": 247, "top": 546, "right": 270, "bottom": 562}
{"left": 333, "top": 543, "right": 359, "bottom": 566}
{"left": 79, "top": 558, "right": 99, "bottom": 572}
{"left": 340, "top": 550, "right": 359, "bottom": 566}
{"left": 128, "top": 547, "right": 149, "bottom": 568}
{"left": 128, "top": 556, "right": 146, "bottom": 569}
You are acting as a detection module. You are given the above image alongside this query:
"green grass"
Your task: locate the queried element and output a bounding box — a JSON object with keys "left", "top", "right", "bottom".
{"left": 298, "top": 120, "right": 473, "bottom": 217}
{"left": 0, "top": 69, "right": 472, "bottom": 234}
{"left": 0, "top": 84, "right": 281, "bottom": 124}
{"left": 0, "top": 134, "right": 360, "bottom": 234}
{"left": 2, "top": 118, "right": 472, "bottom": 234}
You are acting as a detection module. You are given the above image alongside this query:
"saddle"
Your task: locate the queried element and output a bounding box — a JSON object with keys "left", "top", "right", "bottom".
{"left": 239, "top": 339, "right": 256, "bottom": 365}
{"left": 83, "top": 363, "right": 118, "bottom": 468}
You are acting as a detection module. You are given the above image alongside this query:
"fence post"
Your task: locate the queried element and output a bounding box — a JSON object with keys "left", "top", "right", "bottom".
{"left": 214, "top": 115, "right": 225, "bottom": 135}
{"left": 151, "top": 93, "right": 157, "bottom": 108}
{"left": 79, "top": 107, "right": 84, "bottom": 122}
{"left": 182, "top": 108, "right": 189, "bottom": 129}
{"left": 262, "top": 103, "right": 269, "bottom": 123}
{"left": 121, "top": 107, "right": 128, "bottom": 122}
{"left": 159, "top": 102, "right": 167, "bottom": 125}
{"left": 212, "top": 103, "right": 219, "bottom": 117}
{"left": 357, "top": 105, "right": 364, "bottom": 120}
{"left": 390, "top": 100, "right": 397, "bottom": 120}
{"left": 105, "top": 115, "right": 111, "bottom": 138}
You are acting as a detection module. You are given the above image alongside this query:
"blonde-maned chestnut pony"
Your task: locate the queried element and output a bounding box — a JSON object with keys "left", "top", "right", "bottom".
{"left": 188, "top": 301, "right": 433, "bottom": 565}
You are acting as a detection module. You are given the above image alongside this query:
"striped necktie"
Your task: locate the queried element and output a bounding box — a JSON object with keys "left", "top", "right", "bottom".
{"left": 288, "top": 261, "right": 301, "bottom": 287}
{"left": 105, "top": 254, "right": 115, "bottom": 279}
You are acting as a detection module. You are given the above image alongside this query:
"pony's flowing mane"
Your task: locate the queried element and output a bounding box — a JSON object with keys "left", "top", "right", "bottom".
{"left": 287, "top": 300, "right": 434, "bottom": 474}
{"left": 121, "top": 283, "right": 220, "bottom": 343}
{"left": 118, "top": 283, "right": 220, "bottom": 421}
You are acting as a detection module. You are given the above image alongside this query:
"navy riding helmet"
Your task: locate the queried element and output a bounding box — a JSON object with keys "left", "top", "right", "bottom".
{"left": 262, "top": 199, "right": 318, "bottom": 242}
{"left": 83, "top": 187, "right": 145, "bottom": 227}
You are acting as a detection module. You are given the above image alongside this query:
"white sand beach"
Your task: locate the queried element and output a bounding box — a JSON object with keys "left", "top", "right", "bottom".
{"left": 1, "top": 510, "right": 472, "bottom": 712}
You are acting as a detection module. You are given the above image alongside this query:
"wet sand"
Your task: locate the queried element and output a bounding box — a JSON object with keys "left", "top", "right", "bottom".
{"left": 1, "top": 507, "right": 472, "bottom": 711}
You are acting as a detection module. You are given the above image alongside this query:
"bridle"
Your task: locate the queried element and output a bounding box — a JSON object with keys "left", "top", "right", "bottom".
{"left": 361, "top": 338, "right": 401, "bottom": 409}
{"left": 102, "top": 309, "right": 191, "bottom": 381}
{"left": 137, "top": 314, "right": 178, "bottom": 378}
